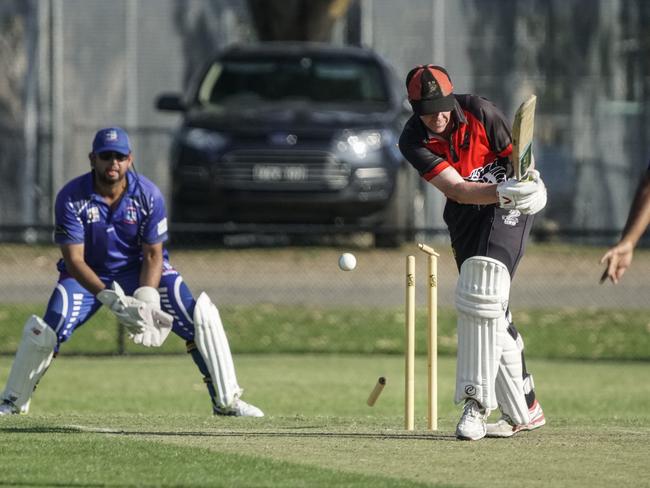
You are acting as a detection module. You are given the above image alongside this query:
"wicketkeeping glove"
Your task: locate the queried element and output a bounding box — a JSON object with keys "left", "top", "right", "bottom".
{"left": 496, "top": 169, "right": 547, "bottom": 215}
{"left": 96, "top": 282, "right": 147, "bottom": 334}
{"left": 130, "top": 286, "right": 173, "bottom": 347}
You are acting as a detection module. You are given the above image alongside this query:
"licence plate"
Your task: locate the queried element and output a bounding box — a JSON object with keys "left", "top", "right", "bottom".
{"left": 252, "top": 165, "right": 307, "bottom": 181}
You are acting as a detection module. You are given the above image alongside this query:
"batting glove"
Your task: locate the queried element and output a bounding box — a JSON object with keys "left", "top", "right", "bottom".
{"left": 496, "top": 170, "right": 547, "bottom": 215}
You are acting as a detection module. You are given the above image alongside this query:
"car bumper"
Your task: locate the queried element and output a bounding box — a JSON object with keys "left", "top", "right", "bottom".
{"left": 170, "top": 145, "right": 402, "bottom": 223}
{"left": 172, "top": 172, "right": 396, "bottom": 224}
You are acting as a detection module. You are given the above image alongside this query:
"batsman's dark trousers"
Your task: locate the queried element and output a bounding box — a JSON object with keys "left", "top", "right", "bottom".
{"left": 443, "top": 202, "right": 534, "bottom": 275}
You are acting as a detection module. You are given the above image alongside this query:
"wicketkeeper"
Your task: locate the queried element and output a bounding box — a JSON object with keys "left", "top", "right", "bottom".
{"left": 0, "top": 127, "right": 263, "bottom": 418}
{"left": 399, "top": 65, "right": 546, "bottom": 440}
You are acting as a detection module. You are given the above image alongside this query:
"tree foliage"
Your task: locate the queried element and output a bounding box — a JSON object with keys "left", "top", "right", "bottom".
{"left": 247, "top": 0, "right": 351, "bottom": 42}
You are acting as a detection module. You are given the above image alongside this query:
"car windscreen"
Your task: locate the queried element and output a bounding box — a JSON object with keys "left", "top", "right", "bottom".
{"left": 196, "top": 57, "right": 390, "bottom": 107}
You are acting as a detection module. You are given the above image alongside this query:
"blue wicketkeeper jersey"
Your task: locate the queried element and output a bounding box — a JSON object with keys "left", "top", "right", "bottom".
{"left": 54, "top": 170, "right": 169, "bottom": 277}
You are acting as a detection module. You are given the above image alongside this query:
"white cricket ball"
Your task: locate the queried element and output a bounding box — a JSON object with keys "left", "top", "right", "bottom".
{"left": 338, "top": 252, "right": 357, "bottom": 271}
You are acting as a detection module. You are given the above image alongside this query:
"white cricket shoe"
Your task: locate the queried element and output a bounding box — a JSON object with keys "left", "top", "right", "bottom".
{"left": 214, "top": 398, "right": 264, "bottom": 417}
{"left": 486, "top": 400, "right": 546, "bottom": 438}
{"left": 0, "top": 400, "right": 19, "bottom": 416}
{"left": 455, "top": 399, "right": 488, "bottom": 440}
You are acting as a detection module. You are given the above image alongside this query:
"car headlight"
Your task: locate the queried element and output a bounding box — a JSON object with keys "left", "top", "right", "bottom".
{"left": 332, "top": 130, "right": 385, "bottom": 159}
{"left": 182, "top": 128, "right": 229, "bottom": 152}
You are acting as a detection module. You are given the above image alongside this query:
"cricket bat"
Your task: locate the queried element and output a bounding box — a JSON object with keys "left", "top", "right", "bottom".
{"left": 511, "top": 94, "right": 537, "bottom": 180}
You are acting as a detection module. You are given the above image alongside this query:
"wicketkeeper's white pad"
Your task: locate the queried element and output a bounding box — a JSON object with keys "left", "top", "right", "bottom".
{"left": 495, "top": 331, "right": 531, "bottom": 425}
{"left": 193, "top": 292, "right": 242, "bottom": 408}
{"left": 1, "top": 315, "right": 57, "bottom": 412}
{"left": 454, "top": 256, "right": 510, "bottom": 411}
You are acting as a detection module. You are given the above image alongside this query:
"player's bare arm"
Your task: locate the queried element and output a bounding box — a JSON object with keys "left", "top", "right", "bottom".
{"left": 139, "top": 241, "right": 164, "bottom": 288}
{"left": 600, "top": 170, "right": 650, "bottom": 284}
{"left": 430, "top": 166, "right": 499, "bottom": 205}
{"left": 60, "top": 243, "right": 106, "bottom": 295}
{"left": 614, "top": 170, "right": 650, "bottom": 249}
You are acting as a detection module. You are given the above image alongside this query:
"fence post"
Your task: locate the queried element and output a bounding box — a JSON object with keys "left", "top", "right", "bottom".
{"left": 117, "top": 321, "right": 126, "bottom": 355}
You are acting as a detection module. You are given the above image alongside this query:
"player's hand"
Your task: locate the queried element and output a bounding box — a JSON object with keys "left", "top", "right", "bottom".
{"left": 96, "top": 282, "right": 147, "bottom": 334}
{"left": 599, "top": 241, "right": 634, "bottom": 284}
{"left": 497, "top": 170, "right": 547, "bottom": 215}
{"left": 130, "top": 286, "right": 173, "bottom": 347}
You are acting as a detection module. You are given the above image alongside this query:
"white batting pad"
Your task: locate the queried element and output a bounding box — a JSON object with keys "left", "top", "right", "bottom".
{"left": 193, "top": 292, "right": 242, "bottom": 408}
{"left": 1, "top": 315, "right": 57, "bottom": 412}
{"left": 454, "top": 257, "right": 510, "bottom": 411}
{"left": 495, "top": 330, "right": 530, "bottom": 425}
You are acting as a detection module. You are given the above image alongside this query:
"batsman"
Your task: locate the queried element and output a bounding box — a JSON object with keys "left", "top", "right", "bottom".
{"left": 0, "top": 127, "right": 263, "bottom": 418}
{"left": 399, "top": 65, "right": 546, "bottom": 440}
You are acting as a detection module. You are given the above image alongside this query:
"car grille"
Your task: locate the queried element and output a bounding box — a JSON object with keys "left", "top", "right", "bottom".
{"left": 217, "top": 149, "right": 350, "bottom": 191}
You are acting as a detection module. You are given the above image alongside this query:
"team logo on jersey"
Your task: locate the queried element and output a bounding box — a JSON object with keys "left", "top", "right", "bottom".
{"left": 466, "top": 160, "right": 507, "bottom": 184}
{"left": 124, "top": 205, "right": 138, "bottom": 224}
{"left": 157, "top": 217, "right": 168, "bottom": 236}
{"left": 86, "top": 206, "right": 100, "bottom": 224}
{"left": 502, "top": 209, "right": 521, "bottom": 226}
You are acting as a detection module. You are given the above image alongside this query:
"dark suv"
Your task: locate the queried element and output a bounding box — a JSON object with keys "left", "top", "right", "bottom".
{"left": 156, "top": 42, "right": 423, "bottom": 246}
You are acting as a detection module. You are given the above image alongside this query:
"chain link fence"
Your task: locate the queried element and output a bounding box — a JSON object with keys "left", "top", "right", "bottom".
{"left": 1, "top": 231, "right": 649, "bottom": 356}
{"left": 4, "top": 233, "right": 648, "bottom": 310}
{"left": 2, "top": 1, "right": 650, "bottom": 357}
{"left": 2, "top": 0, "right": 650, "bottom": 231}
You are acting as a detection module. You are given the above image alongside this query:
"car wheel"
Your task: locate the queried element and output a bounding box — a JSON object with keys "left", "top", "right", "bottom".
{"left": 374, "top": 165, "right": 424, "bottom": 248}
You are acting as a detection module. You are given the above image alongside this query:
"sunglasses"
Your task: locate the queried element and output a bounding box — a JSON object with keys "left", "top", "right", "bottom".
{"left": 97, "top": 151, "right": 129, "bottom": 162}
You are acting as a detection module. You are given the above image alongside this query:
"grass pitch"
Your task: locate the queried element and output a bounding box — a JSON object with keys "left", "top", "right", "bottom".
{"left": 0, "top": 354, "right": 648, "bottom": 487}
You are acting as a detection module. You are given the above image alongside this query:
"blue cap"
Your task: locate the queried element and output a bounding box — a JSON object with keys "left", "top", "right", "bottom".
{"left": 92, "top": 127, "right": 131, "bottom": 154}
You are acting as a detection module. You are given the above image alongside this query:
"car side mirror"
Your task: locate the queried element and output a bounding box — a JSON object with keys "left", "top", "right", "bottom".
{"left": 156, "top": 93, "right": 186, "bottom": 112}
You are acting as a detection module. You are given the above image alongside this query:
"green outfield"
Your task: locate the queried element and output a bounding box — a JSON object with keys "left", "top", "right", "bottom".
{"left": 1, "top": 305, "right": 650, "bottom": 360}
{"left": 1, "top": 353, "right": 649, "bottom": 487}
{"left": 0, "top": 250, "right": 649, "bottom": 488}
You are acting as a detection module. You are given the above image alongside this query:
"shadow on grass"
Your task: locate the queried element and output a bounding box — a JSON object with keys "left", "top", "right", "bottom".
{"left": 0, "top": 484, "right": 106, "bottom": 487}
{"left": 1, "top": 425, "right": 456, "bottom": 441}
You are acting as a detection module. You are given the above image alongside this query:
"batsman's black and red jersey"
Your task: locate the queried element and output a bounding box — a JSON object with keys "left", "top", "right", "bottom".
{"left": 399, "top": 94, "right": 533, "bottom": 275}
{"left": 399, "top": 94, "right": 513, "bottom": 184}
